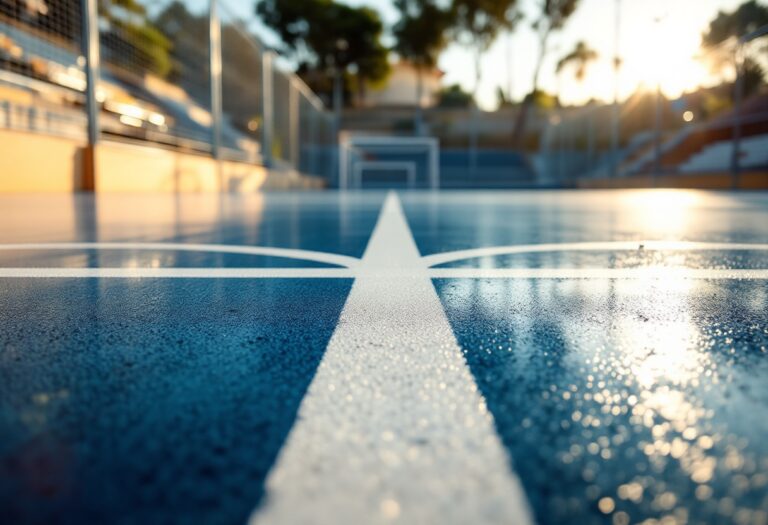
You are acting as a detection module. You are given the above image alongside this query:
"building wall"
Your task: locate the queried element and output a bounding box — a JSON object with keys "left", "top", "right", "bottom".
{"left": 0, "top": 129, "right": 324, "bottom": 192}
{"left": 0, "top": 128, "right": 85, "bottom": 192}
{"left": 363, "top": 63, "right": 442, "bottom": 108}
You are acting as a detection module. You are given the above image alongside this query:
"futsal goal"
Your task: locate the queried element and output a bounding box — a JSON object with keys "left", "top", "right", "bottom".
{"left": 338, "top": 134, "right": 440, "bottom": 190}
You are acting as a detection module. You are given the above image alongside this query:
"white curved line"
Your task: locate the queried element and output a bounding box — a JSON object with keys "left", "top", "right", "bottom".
{"left": 423, "top": 241, "right": 768, "bottom": 268}
{"left": 0, "top": 268, "right": 355, "bottom": 279}
{"left": 0, "top": 242, "right": 360, "bottom": 269}
{"left": 429, "top": 268, "right": 768, "bottom": 280}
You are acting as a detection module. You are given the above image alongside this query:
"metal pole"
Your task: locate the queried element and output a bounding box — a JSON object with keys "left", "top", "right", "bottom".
{"left": 209, "top": 0, "right": 223, "bottom": 160}
{"left": 333, "top": 68, "right": 343, "bottom": 187}
{"left": 731, "top": 47, "right": 744, "bottom": 190}
{"left": 587, "top": 108, "right": 595, "bottom": 175}
{"left": 261, "top": 51, "right": 274, "bottom": 168}
{"left": 610, "top": 0, "right": 621, "bottom": 178}
{"left": 430, "top": 139, "right": 439, "bottom": 190}
{"left": 469, "top": 104, "right": 478, "bottom": 181}
{"left": 339, "top": 136, "right": 348, "bottom": 190}
{"left": 730, "top": 25, "right": 768, "bottom": 189}
{"left": 81, "top": 0, "right": 100, "bottom": 190}
{"left": 651, "top": 13, "right": 667, "bottom": 187}
{"left": 289, "top": 80, "right": 300, "bottom": 170}
{"left": 653, "top": 83, "right": 662, "bottom": 186}
{"left": 82, "top": 0, "right": 100, "bottom": 146}
{"left": 309, "top": 108, "right": 318, "bottom": 176}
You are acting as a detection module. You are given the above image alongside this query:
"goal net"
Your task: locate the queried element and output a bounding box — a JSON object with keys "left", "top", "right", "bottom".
{"left": 339, "top": 134, "right": 440, "bottom": 190}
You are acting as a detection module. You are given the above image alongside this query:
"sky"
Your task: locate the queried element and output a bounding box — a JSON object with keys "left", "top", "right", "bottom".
{"left": 196, "top": 0, "right": 749, "bottom": 110}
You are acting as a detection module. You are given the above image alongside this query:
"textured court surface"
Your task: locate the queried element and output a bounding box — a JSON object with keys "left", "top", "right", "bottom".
{"left": 1, "top": 190, "right": 767, "bottom": 525}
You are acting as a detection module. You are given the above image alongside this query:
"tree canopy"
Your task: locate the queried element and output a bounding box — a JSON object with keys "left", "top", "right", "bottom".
{"left": 393, "top": 0, "right": 453, "bottom": 69}
{"left": 511, "top": 0, "right": 580, "bottom": 146}
{"left": 701, "top": 0, "right": 768, "bottom": 98}
{"left": 437, "top": 84, "right": 473, "bottom": 108}
{"left": 256, "top": 0, "right": 390, "bottom": 102}
{"left": 702, "top": 0, "right": 768, "bottom": 47}
{"left": 450, "top": 0, "right": 520, "bottom": 55}
{"left": 556, "top": 41, "right": 598, "bottom": 82}
{"left": 99, "top": 0, "right": 172, "bottom": 77}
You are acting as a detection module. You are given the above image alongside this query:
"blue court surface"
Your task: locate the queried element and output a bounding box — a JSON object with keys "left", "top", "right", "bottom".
{"left": 1, "top": 190, "right": 767, "bottom": 525}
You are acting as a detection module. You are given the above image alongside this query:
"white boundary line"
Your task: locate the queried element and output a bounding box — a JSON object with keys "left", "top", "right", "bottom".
{"left": 0, "top": 268, "right": 766, "bottom": 280}
{"left": 249, "top": 192, "right": 534, "bottom": 525}
{"left": 0, "top": 268, "right": 355, "bottom": 279}
{"left": 0, "top": 242, "right": 360, "bottom": 269}
{"left": 429, "top": 268, "right": 768, "bottom": 280}
{"left": 423, "top": 240, "right": 768, "bottom": 268}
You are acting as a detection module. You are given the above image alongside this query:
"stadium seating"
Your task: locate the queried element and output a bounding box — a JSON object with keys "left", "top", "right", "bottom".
{"left": 679, "top": 134, "right": 768, "bottom": 173}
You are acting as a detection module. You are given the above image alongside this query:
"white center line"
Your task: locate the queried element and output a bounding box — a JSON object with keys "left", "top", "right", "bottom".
{"left": 249, "top": 192, "right": 534, "bottom": 525}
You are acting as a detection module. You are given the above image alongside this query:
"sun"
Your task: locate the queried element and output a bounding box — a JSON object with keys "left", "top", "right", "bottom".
{"left": 622, "top": 16, "right": 712, "bottom": 98}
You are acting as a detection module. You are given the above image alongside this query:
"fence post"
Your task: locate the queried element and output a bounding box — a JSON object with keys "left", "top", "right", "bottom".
{"left": 81, "top": 0, "right": 100, "bottom": 191}
{"left": 731, "top": 44, "right": 745, "bottom": 190}
{"left": 261, "top": 51, "right": 274, "bottom": 168}
{"left": 289, "top": 80, "right": 300, "bottom": 170}
{"left": 209, "top": 0, "right": 223, "bottom": 162}
{"left": 652, "top": 84, "right": 663, "bottom": 186}
{"left": 309, "top": 107, "right": 318, "bottom": 176}
{"left": 430, "top": 139, "right": 439, "bottom": 190}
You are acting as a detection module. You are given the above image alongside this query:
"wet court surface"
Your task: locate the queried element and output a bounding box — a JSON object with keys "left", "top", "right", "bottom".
{"left": 1, "top": 190, "right": 767, "bottom": 525}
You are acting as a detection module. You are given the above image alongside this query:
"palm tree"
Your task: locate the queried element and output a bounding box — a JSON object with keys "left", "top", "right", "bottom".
{"left": 556, "top": 41, "right": 599, "bottom": 176}
{"left": 556, "top": 40, "right": 598, "bottom": 86}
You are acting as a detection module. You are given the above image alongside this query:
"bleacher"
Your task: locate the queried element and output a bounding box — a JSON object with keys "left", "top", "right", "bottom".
{"left": 680, "top": 134, "right": 768, "bottom": 173}
{"left": 439, "top": 150, "right": 536, "bottom": 189}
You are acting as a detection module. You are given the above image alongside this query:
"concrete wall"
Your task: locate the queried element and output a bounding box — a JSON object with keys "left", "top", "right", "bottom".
{"left": 0, "top": 130, "right": 324, "bottom": 192}
{"left": 0, "top": 129, "right": 85, "bottom": 192}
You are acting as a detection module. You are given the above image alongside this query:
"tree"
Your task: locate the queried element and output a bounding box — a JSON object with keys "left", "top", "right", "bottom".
{"left": 702, "top": 0, "right": 768, "bottom": 48}
{"left": 256, "top": 0, "right": 390, "bottom": 105}
{"left": 450, "top": 0, "right": 519, "bottom": 103}
{"left": 393, "top": 0, "right": 454, "bottom": 133}
{"left": 450, "top": 0, "right": 518, "bottom": 174}
{"left": 556, "top": 40, "right": 598, "bottom": 102}
{"left": 701, "top": 0, "right": 768, "bottom": 98}
{"left": 99, "top": 0, "right": 172, "bottom": 77}
{"left": 438, "top": 84, "right": 473, "bottom": 108}
{"left": 511, "top": 0, "right": 580, "bottom": 148}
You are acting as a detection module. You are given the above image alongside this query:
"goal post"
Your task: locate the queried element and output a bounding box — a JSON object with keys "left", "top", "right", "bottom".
{"left": 339, "top": 134, "right": 440, "bottom": 190}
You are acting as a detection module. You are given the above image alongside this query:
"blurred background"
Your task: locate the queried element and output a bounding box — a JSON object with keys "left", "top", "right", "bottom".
{"left": 0, "top": 0, "right": 766, "bottom": 191}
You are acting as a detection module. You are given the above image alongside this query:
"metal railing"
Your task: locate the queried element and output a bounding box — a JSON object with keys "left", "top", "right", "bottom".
{"left": 0, "top": 0, "right": 335, "bottom": 181}
{"left": 538, "top": 24, "right": 768, "bottom": 187}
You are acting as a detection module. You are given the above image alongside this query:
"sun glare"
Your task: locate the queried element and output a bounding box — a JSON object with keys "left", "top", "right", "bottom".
{"left": 561, "top": 2, "right": 716, "bottom": 106}
{"left": 624, "top": 19, "right": 710, "bottom": 99}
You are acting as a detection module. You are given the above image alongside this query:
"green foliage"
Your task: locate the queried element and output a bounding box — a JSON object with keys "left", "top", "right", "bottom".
{"left": 256, "top": 0, "right": 390, "bottom": 99}
{"left": 556, "top": 40, "right": 598, "bottom": 81}
{"left": 393, "top": 0, "right": 453, "bottom": 69}
{"left": 538, "top": 0, "right": 579, "bottom": 31}
{"left": 437, "top": 84, "right": 473, "bottom": 108}
{"left": 742, "top": 56, "right": 767, "bottom": 97}
{"left": 450, "top": 0, "right": 520, "bottom": 53}
{"left": 524, "top": 89, "right": 557, "bottom": 109}
{"left": 511, "top": 0, "right": 580, "bottom": 147}
{"left": 99, "top": 0, "right": 172, "bottom": 77}
{"left": 702, "top": 0, "right": 768, "bottom": 47}
{"left": 701, "top": 1, "right": 768, "bottom": 97}
{"left": 497, "top": 86, "right": 513, "bottom": 107}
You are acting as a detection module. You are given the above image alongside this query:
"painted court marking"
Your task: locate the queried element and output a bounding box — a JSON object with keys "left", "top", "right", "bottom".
{"left": 1, "top": 237, "right": 768, "bottom": 280}
{"left": 0, "top": 242, "right": 360, "bottom": 269}
{"left": 2, "top": 194, "right": 768, "bottom": 523}
{"left": 249, "top": 192, "right": 533, "bottom": 525}
{"left": 422, "top": 240, "right": 768, "bottom": 268}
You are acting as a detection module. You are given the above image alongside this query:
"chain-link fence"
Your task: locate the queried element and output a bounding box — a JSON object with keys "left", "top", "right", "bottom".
{"left": 0, "top": 0, "right": 87, "bottom": 138}
{"left": 0, "top": 0, "right": 334, "bottom": 180}
{"left": 541, "top": 26, "right": 768, "bottom": 187}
